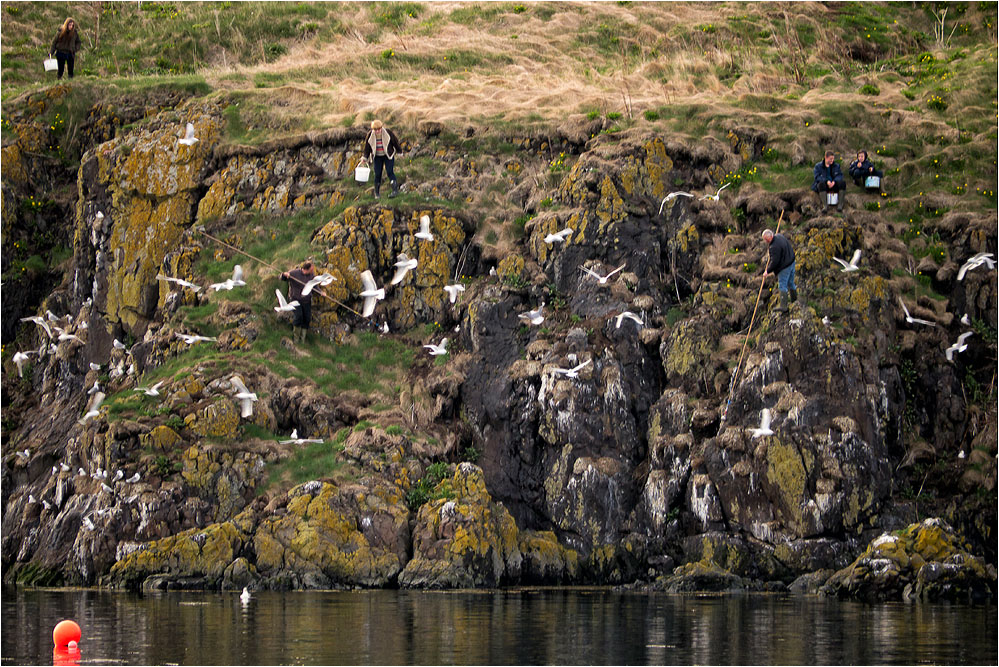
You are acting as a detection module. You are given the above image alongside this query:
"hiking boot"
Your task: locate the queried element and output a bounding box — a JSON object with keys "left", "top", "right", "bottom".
{"left": 779, "top": 292, "right": 789, "bottom": 313}
{"left": 389, "top": 180, "right": 399, "bottom": 198}
{"left": 790, "top": 288, "right": 799, "bottom": 303}
{"left": 836, "top": 195, "right": 845, "bottom": 212}
{"left": 374, "top": 184, "right": 380, "bottom": 199}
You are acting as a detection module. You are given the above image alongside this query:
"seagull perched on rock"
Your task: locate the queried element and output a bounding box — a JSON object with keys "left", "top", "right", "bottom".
{"left": 20, "top": 316, "right": 53, "bottom": 339}
{"left": 415, "top": 215, "right": 434, "bottom": 241}
{"left": 749, "top": 409, "right": 774, "bottom": 439}
{"left": 113, "top": 470, "right": 124, "bottom": 482}
{"left": 899, "top": 297, "right": 936, "bottom": 327}
{"left": 101, "top": 483, "right": 114, "bottom": 494}
{"left": 957, "top": 252, "right": 995, "bottom": 281}
{"left": 359, "top": 270, "right": 386, "bottom": 318}
{"left": 553, "top": 359, "right": 591, "bottom": 379}
{"left": 12, "top": 351, "right": 32, "bottom": 377}
{"left": 78, "top": 468, "right": 87, "bottom": 477}
{"left": 60, "top": 462, "right": 70, "bottom": 472}
{"left": 125, "top": 472, "right": 141, "bottom": 484}
{"left": 424, "top": 338, "right": 449, "bottom": 356}
{"left": 443, "top": 284, "right": 466, "bottom": 304}
{"left": 16, "top": 449, "right": 30, "bottom": 460}
{"left": 832, "top": 249, "right": 862, "bottom": 273}
{"left": 278, "top": 429, "right": 323, "bottom": 445}
{"left": 700, "top": 183, "right": 731, "bottom": 201}
{"left": 43, "top": 500, "right": 53, "bottom": 511}
{"left": 581, "top": 264, "right": 626, "bottom": 285}
{"left": 209, "top": 265, "right": 247, "bottom": 292}
{"left": 230, "top": 376, "right": 258, "bottom": 419}
{"left": 79, "top": 392, "right": 105, "bottom": 425}
{"left": 615, "top": 311, "right": 644, "bottom": 329}
{"left": 157, "top": 273, "right": 201, "bottom": 292}
{"left": 658, "top": 192, "right": 695, "bottom": 215}
{"left": 82, "top": 516, "right": 96, "bottom": 531}
{"left": 113, "top": 338, "right": 128, "bottom": 351}
{"left": 89, "top": 362, "right": 101, "bottom": 371}
{"left": 519, "top": 303, "right": 545, "bottom": 326}
{"left": 302, "top": 272, "right": 335, "bottom": 296}
{"left": 134, "top": 380, "right": 164, "bottom": 397}
{"left": 390, "top": 254, "right": 418, "bottom": 286}
{"left": 945, "top": 331, "right": 974, "bottom": 362}
{"left": 88, "top": 380, "right": 102, "bottom": 396}
{"left": 960, "top": 313, "right": 971, "bottom": 326}
{"left": 274, "top": 289, "right": 299, "bottom": 313}
{"left": 543, "top": 227, "right": 573, "bottom": 244}
{"left": 178, "top": 122, "right": 198, "bottom": 146}
{"left": 176, "top": 333, "right": 218, "bottom": 345}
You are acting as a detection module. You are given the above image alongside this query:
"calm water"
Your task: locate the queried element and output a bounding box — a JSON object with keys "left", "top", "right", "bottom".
{"left": 1, "top": 587, "right": 995, "bottom": 665}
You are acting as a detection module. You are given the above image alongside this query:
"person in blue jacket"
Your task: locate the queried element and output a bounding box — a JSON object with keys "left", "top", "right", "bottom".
{"left": 761, "top": 228, "right": 797, "bottom": 313}
{"left": 848, "top": 149, "right": 884, "bottom": 190}
{"left": 812, "top": 150, "right": 846, "bottom": 213}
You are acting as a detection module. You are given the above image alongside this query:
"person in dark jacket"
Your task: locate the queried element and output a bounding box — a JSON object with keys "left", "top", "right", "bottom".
{"left": 281, "top": 261, "right": 315, "bottom": 343}
{"left": 848, "top": 150, "right": 884, "bottom": 190}
{"left": 812, "top": 150, "right": 846, "bottom": 213}
{"left": 361, "top": 119, "right": 403, "bottom": 199}
{"left": 761, "top": 229, "right": 798, "bottom": 313}
{"left": 49, "top": 18, "right": 82, "bottom": 80}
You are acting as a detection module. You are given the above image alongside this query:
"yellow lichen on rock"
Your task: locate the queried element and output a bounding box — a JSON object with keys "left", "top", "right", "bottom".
{"left": 765, "top": 438, "right": 806, "bottom": 526}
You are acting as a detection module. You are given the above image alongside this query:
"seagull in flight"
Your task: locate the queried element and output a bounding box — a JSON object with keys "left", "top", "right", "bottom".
{"left": 134, "top": 381, "right": 165, "bottom": 397}
{"left": 543, "top": 227, "right": 573, "bottom": 244}
{"left": 749, "top": 409, "right": 774, "bottom": 439}
{"left": 443, "top": 284, "right": 465, "bottom": 304}
{"left": 898, "top": 297, "right": 936, "bottom": 327}
{"left": 415, "top": 215, "right": 434, "bottom": 241}
{"left": 700, "top": 183, "right": 731, "bottom": 201}
{"left": 615, "top": 311, "right": 643, "bottom": 329}
{"left": 391, "top": 254, "right": 418, "bottom": 286}
{"left": 278, "top": 429, "right": 324, "bottom": 445}
{"left": 658, "top": 192, "right": 695, "bottom": 215}
{"left": 178, "top": 122, "right": 199, "bottom": 146}
{"left": 945, "top": 331, "right": 974, "bottom": 362}
{"left": 553, "top": 359, "right": 591, "bottom": 379}
{"left": 157, "top": 274, "right": 201, "bottom": 292}
{"left": 957, "top": 252, "right": 995, "bottom": 281}
{"left": 209, "top": 265, "right": 247, "bottom": 291}
{"left": 424, "top": 338, "right": 449, "bottom": 356}
{"left": 301, "top": 273, "right": 335, "bottom": 296}
{"left": 581, "top": 264, "right": 626, "bottom": 285}
{"left": 519, "top": 303, "right": 545, "bottom": 326}
{"left": 274, "top": 289, "right": 299, "bottom": 313}
{"left": 230, "top": 375, "right": 258, "bottom": 418}
{"left": 176, "top": 333, "right": 218, "bottom": 345}
{"left": 832, "top": 249, "right": 862, "bottom": 272}
{"left": 79, "top": 392, "right": 106, "bottom": 425}
{"left": 359, "top": 270, "right": 385, "bottom": 317}
{"left": 21, "top": 316, "right": 53, "bottom": 339}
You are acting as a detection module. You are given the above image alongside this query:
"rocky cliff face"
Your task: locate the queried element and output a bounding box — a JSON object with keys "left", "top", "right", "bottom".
{"left": 2, "top": 92, "right": 995, "bottom": 599}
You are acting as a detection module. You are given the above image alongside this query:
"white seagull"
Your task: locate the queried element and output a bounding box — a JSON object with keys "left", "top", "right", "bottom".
{"left": 89, "top": 362, "right": 101, "bottom": 371}
{"left": 424, "top": 338, "right": 449, "bottom": 356}
{"left": 113, "top": 470, "right": 124, "bottom": 482}
{"left": 899, "top": 297, "right": 936, "bottom": 327}
{"left": 43, "top": 500, "right": 53, "bottom": 511}
{"left": 960, "top": 313, "right": 971, "bottom": 326}
{"left": 278, "top": 429, "right": 323, "bottom": 445}
{"left": 16, "top": 449, "right": 30, "bottom": 460}
{"left": 101, "top": 483, "right": 114, "bottom": 494}
{"left": 750, "top": 409, "right": 774, "bottom": 439}
{"left": 359, "top": 270, "right": 386, "bottom": 318}
{"left": 240, "top": 587, "right": 251, "bottom": 604}
{"left": 415, "top": 215, "right": 434, "bottom": 241}
{"left": 957, "top": 252, "right": 995, "bottom": 281}
{"left": 178, "top": 122, "right": 199, "bottom": 146}
{"left": 615, "top": 311, "right": 643, "bottom": 329}
{"left": 176, "top": 333, "right": 218, "bottom": 345}
{"left": 443, "top": 284, "right": 466, "bottom": 304}
{"left": 519, "top": 303, "right": 545, "bottom": 326}
{"left": 12, "top": 351, "right": 32, "bottom": 377}
{"left": 134, "top": 380, "right": 165, "bottom": 397}
{"left": 543, "top": 227, "right": 573, "bottom": 244}
{"left": 82, "top": 516, "right": 96, "bottom": 531}
{"left": 553, "top": 359, "right": 591, "bottom": 379}
{"left": 78, "top": 468, "right": 87, "bottom": 477}
{"left": 274, "top": 289, "right": 299, "bottom": 313}
{"left": 658, "top": 192, "right": 695, "bottom": 215}
{"left": 157, "top": 274, "right": 201, "bottom": 292}
{"left": 700, "top": 183, "right": 731, "bottom": 201}
{"left": 20, "top": 316, "right": 53, "bottom": 339}
{"left": 113, "top": 338, "right": 127, "bottom": 351}
{"left": 945, "top": 331, "right": 974, "bottom": 362}
{"left": 88, "top": 380, "right": 102, "bottom": 396}
{"left": 125, "top": 472, "right": 141, "bottom": 484}
{"left": 581, "top": 264, "right": 626, "bottom": 285}
{"left": 79, "top": 392, "right": 105, "bottom": 425}
{"left": 230, "top": 375, "right": 258, "bottom": 419}
{"left": 390, "top": 254, "right": 418, "bottom": 285}
{"left": 60, "top": 462, "right": 70, "bottom": 472}
{"left": 301, "top": 273, "right": 335, "bottom": 297}
{"left": 209, "top": 265, "right": 247, "bottom": 291}
{"left": 832, "top": 249, "right": 862, "bottom": 273}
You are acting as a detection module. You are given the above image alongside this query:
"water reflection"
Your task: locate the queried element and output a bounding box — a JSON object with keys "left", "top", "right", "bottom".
{"left": 1, "top": 587, "right": 994, "bottom": 665}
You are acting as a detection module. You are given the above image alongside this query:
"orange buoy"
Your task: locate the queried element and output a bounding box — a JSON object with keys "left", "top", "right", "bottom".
{"left": 52, "top": 620, "right": 81, "bottom": 647}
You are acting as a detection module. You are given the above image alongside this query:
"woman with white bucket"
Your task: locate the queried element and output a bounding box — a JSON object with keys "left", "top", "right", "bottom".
{"left": 849, "top": 149, "right": 884, "bottom": 193}
{"left": 360, "top": 120, "right": 403, "bottom": 199}
{"left": 49, "top": 18, "right": 81, "bottom": 80}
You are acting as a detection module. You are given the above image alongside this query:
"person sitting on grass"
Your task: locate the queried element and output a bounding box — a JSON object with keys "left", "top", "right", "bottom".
{"left": 812, "top": 150, "right": 846, "bottom": 213}
{"left": 848, "top": 149, "right": 885, "bottom": 191}
{"left": 281, "top": 261, "right": 315, "bottom": 344}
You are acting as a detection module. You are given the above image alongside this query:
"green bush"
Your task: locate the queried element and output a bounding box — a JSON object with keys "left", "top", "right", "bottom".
{"left": 643, "top": 109, "right": 660, "bottom": 121}
{"left": 859, "top": 83, "right": 880, "bottom": 95}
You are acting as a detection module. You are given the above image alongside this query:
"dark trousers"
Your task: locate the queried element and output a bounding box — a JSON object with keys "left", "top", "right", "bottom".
{"left": 56, "top": 50, "right": 74, "bottom": 79}
{"left": 293, "top": 300, "right": 312, "bottom": 329}
{"left": 373, "top": 154, "right": 396, "bottom": 187}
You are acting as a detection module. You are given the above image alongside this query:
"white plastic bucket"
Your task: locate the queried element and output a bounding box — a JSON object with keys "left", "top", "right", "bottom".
{"left": 827, "top": 192, "right": 839, "bottom": 206}
{"left": 354, "top": 165, "right": 370, "bottom": 182}
{"left": 44, "top": 58, "right": 58, "bottom": 72}
{"left": 865, "top": 175, "right": 880, "bottom": 189}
